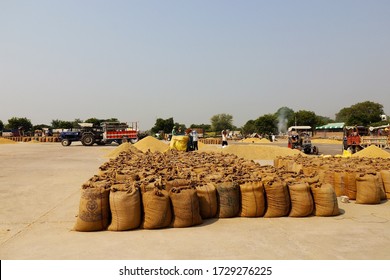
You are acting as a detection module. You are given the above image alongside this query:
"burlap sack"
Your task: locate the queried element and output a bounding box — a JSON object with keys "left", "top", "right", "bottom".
{"left": 380, "top": 170, "right": 390, "bottom": 199}
{"left": 196, "top": 183, "right": 218, "bottom": 219}
{"left": 142, "top": 189, "right": 172, "bottom": 229}
{"left": 165, "top": 179, "right": 191, "bottom": 193}
{"left": 311, "top": 183, "right": 340, "bottom": 216}
{"left": 345, "top": 171, "right": 357, "bottom": 200}
{"left": 288, "top": 183, "right": 314, "bottom": 217}
{"left": 73, "top": 182, "right": 111, "bottom": 232}
{"left": 169, "top": 186, "right": 202, "bottom": 228}
{"left": 333, "top": 170, "right": 347, "bottom": 197}
{"left": 264, "top": 179, "right": 290, "bottom": 218}
{"left": 355, "top": 173, "right": 382, "bottom": 204}
{"left": 108, "top": 184, "right": 141, "bottom": 231}
{"left": 239, "top": 181, "right": 266, "bottom": 217}
{"left": 216, "top": 181, "right": 240, "bottom": 218}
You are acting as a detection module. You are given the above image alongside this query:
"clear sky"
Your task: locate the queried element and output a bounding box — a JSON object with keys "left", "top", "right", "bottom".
{"left": 1, "top": 0, "right": 389, "bottom": 130}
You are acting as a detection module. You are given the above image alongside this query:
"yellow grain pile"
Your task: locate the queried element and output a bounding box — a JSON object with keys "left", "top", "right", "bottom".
{"left": 28, "top": 139, "right": 41, "bottom": 144}
{"left": 222, "top": 144, "right": 303, "bottom": 160}
{"left": 241, "top": 137, "right": 270, "bottom": 143}
{"left": 352, "top": 145, "right": 390, "bottom": 159}
{"left": 134, "top": 136, "right": 169, "bottom": 153}
{"left": 0, "top": 138, "right": 16, "bottom": 144}
{"left": 106, "top": 142, "right": 140, "bottom": 158}
{"left": 312, "top": 139, "right": 342, "bottom": 144}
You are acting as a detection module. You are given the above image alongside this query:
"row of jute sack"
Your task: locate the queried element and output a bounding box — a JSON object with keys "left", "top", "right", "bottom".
{"left": 73, "top": 178, "right": 341, "bottom": 232}
{"left": 275, "top": 156, "right": 390, "bottom": 200}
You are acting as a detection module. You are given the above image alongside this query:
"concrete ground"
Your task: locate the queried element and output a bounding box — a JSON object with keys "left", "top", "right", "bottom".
{"left": 0, "top": 142, "right": 390, "bottom": 260}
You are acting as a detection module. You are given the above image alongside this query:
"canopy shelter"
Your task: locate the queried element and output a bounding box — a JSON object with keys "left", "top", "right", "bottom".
{"left": 315, "top": 122, "right": 345, "bottom": 130}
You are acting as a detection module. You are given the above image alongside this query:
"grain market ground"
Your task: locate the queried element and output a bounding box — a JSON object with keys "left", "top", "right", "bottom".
{"left": 0, "top": 141, "right": 390, "bottom": 260}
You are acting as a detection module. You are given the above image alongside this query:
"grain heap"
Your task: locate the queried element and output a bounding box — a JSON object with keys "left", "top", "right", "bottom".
{"left": 106, "top": 142, "right": 141, "bottom": 158}
{"left": 241, "top": 137, "right": 271, "bottom": 143}
{"left": 134, "top": 136, "right": 169, "bottom": 153}
{"left": 0, "top": 138, "right": 16, "bottom": 144}
{"left": 74, "top": 149, "right": 340, "bottom": 232}
{"left": 351, "top": 145, "right": 390, "bottom": 159}
{"left": 222, "top": 144, "right": 303, "bottom": 160}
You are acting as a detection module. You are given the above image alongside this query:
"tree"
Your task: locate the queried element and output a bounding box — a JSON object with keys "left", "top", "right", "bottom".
{"left": 51, "top": 119, "right": 74, "bottom": 129}
{"left": 255, "top": 114, "right": 278, "bottom": 135}
{"left": 189, "top": 123, "right": 211, "bottom": 132}
{"left": 336, "top": 101, "right": 384, "bottom": 126}
{"left": 6, "top": 117, "right": 33, "bottom": 132}
{"left": 210, "top": 113, "right": 233, "bottom": 132}
{"left": 288, "top": 110, "right": 318, "bottom": 129}
{"left": 151, "top": 117, "right": 175, "bottom": 134}
{"left": 0, "top": 120, "right": 4, "bottom": 131}
{"left": 241, "top": 120, "right": 257, "bottom": 136}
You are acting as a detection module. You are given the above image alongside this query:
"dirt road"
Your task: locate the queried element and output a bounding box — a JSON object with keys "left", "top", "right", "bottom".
{"left": 1, "top": 142, "right": 390, "bottom": 260}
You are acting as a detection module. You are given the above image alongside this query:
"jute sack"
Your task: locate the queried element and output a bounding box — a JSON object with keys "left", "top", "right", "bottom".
{"left": 264, "top": 179, "right": 290, "bottom": 218}
{"left": 345, "top": 171, "right": 357, "bottom": 200}
{"left": 169, "top": 186, "right": 202, "bottom": 228}
{"left": 288, "top": 183, "right": 314, "bottom": 217}
{"left": 142, "top": 189, "right": 172, "bottom": 229}
{"left": 73, "top": 182, "right": 111, "bottom": 232}
{"left": 196, "top": 183, "right": 218, "bottom": 219}
{"left": 165, "top": 179, "right": 191, "bottom": 193}
{"left": 355, "top": 173, "right": 382, "bottom": 204}
{"left": 216, "top": 181, "right": 240, "bottom": 218}
{"left": 380, "top": 170, "right": 390, "bottom": 199}
{"left": 239, "top": 181, "right": 266, "bottom": 217}
{"left": 108, "top": 184, "right": 141, "bottom": 231}
{"left": 311, "top": 183, "right": 340, "bottom": 216}
{"left": 333, "top": 170, "right": 347, "bottom": 197}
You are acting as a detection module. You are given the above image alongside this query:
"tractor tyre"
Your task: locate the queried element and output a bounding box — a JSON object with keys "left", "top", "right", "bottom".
{"left": 81, "top": 134, "right": 95, "bottom": 146}
{"left": 61, "top": 139, "right": 71, "bottom": 146}
{"left": 130, "top": 138, "right": 139, "bottom": 144}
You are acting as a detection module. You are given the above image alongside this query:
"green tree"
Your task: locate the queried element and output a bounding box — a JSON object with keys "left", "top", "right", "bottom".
{"left": 336, "top": 101, "right": 384, "bottom": 126}
{"left": 255, "top": 114, "right": 278, "bottom": 135}
{"left": 51, "top": 119, "right": 74, "bottom": 129}
{"left": 151, "top": 117, "right": 175, "bottom": 134}
{"left": 210, "top": 113, "right": 233, "bottom": 132}
{"left": 0, "top": 120, "right": 4, "bottom": 131}
{"left": 6, "top": 117, "right": 33, "bottom": 132}
{"left": 241, "top": 120, "right": 257, "bottom": 136}
{"left": 288, "top": 110, "right": 318, "bottom": 129}
{"left": 189, "top": 123, "right": 211, "bottom": 132}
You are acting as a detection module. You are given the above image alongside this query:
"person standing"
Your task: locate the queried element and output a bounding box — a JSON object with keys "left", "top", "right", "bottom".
{"left": 191, "top": 129, "right": 199, "bottom": 150}
{"left": 222, "top": 130, "right": 228, "bottom": 147}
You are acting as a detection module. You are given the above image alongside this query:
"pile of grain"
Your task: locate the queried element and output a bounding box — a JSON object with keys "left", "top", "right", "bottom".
{"left": 134, "top": 136, "right": 169, "bottom": 153}
{"left": 352, "top": 145, "right": 390, "bottom": 159}
{"left": 241, "top": 137, "right": 270, "bottom": 143}
{"left": 222, "top": 144, "right": 303, "bottom": 160}
{"left": 0, "top": 138, "right": 16, "bottom": 144}
{"left": 28, "top": 139, "right": 41, "bottom": 144}
{"left": 312, "top": 139, "right": 342, "bottom": 144}
{"left": 106, "top": 142, "right": 141, "bottom": 158}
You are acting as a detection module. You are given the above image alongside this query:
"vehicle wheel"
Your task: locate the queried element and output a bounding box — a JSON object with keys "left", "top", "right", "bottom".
{"left": 312, "top": 146, "right": 319, "bottom": 155}
{"left": 130, "top": 138, "right": 138, "bottom": 144}
{"left": 81, "top": 134, "right": 95, "bottom": 146}
{"left": 61, "top": 139, "right": 71, "bottom": 146}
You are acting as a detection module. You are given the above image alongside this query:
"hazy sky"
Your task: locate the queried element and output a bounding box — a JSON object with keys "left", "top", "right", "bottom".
{"left": 1, "top": 0, "right": 389, "bottom": 130}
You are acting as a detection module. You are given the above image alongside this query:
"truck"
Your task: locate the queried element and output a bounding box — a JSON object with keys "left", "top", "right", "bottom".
{"left": 287, "top": 126, "right": 319, "bottom": 155}
{"left": 343, "top": 125, "right": 389, "bottom": 153}
{"left": 59, "top": 122, "right": 139, "bottom": 147}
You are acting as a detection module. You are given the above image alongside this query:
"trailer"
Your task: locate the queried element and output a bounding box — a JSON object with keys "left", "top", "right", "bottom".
{"left": 59, "top": 122, "right": 139, "bottom": 146}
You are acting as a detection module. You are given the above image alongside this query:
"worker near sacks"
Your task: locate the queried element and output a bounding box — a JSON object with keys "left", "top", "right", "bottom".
{"left": 191, "top": 129, "right": 199, "bottom": 150}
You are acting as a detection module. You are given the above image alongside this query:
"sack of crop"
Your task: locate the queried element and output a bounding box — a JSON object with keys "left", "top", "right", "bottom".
{"left": 355, "top": 173, "right": 383, "bottom": 204}
{"left": 288, "top": 183, "right": 314, "bottom": 217}
{"left": 216, "top": 181, "right": 240, "bottom": 218}
{"left": 108, "top": 183, "right": 141, "bottom": 231}
{"left": 169, "top": 186, "right": 202, "bottom": 228}
{"left": 264, "top": 179, "right": 290, "bottom": 218}
{"left": 311, "top": 183, "right": 340, "bottom": 216}
{"left": 169, "top": 135, "right": 189, "bottom": 151}
{"left": 142, "top": 189, "right": 172, "bottom": 229}
{"left": 73, "top": 181, "right": 111, "bottom": 232}
{"left": 196, "top": 183, "right": 218, "bottom": 219}
{"left": 380, "top": 170, "right": 390, "bottom": 199}
{"left": 239, "top": 181, "right": 266, "bottom": 217}
{"left": 333, "top": 170, "right": 347, "bottom": 197}
{"left": 345, "top": 170, "right": 357, "bottom": 200}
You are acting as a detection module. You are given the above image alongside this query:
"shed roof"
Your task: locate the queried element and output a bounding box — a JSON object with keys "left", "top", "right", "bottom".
{"left": 315, "top": 122, "right": 345, "bottom": 130}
